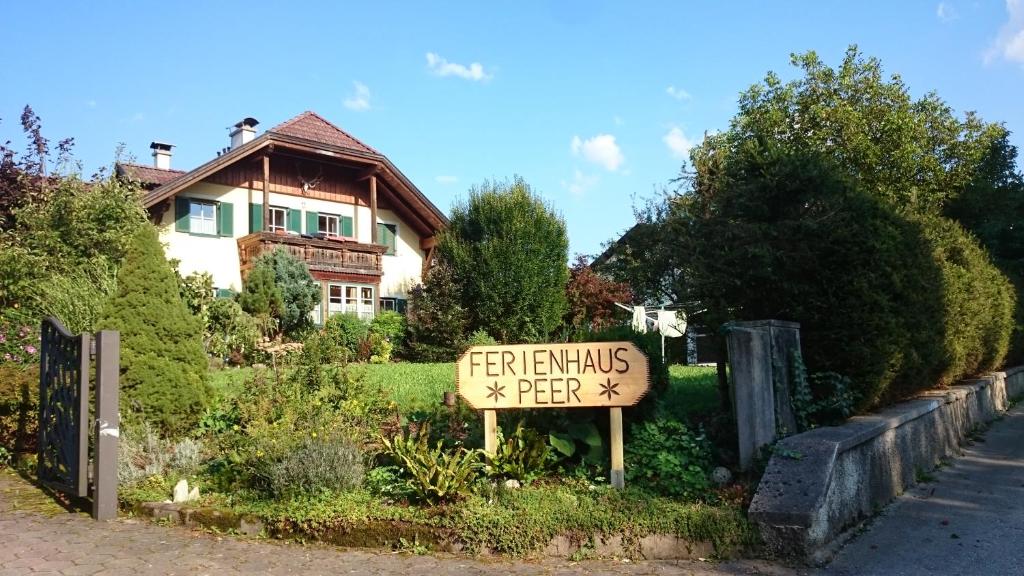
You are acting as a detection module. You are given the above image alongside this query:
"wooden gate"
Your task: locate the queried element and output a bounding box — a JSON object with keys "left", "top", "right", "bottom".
{"left": 37, "top": 317, "right": 120, "bottom": 520}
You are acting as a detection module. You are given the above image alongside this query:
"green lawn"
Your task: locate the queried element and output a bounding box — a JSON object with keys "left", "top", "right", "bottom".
{"left": 662, "top": 365, "right": 721, "bottom": 420}
{"left": 208, "top": 362, "right": 455, "bottom": 413}
{"left": 210, "top": 362, "right": 720, "bottom": 418}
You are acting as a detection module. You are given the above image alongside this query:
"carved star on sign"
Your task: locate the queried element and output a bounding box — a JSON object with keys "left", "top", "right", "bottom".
{"left": 599, "top": 377, "right": 621, "bottom": 401}
{"left": 486, "top": 381, "right": 506, "bottom": 403}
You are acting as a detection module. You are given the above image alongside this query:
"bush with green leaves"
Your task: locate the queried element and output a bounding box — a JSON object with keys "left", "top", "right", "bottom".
{"left": 248, "top": 248, "right": 320, "bottom": 336}
{"left": 486, "top": 422, "right": 552, "bottom": 484}
{"left": 439, "top": 177, "right": 569, "bottom": 344}
{"left": 268, "top": 436, "right": 365, "bottom": 497}
{"left": 97, "top": 226, "right": 209, "bottom": 435}
{"left": 324, "top": 313, "right": 370, "bottom": 360}
{"left": 0, "top": 364, "right": 37, "bottom": 457}
{"left": 118, "top": 421, "right": 204, "bottom": 486}
{"left": 238, "top": 265, "right": 283, "bottom": 325}
{"left": 625, "top": 418, "right": 713, "bottom": 501}
{"left": 406, "top": 262, "right": 470, "bottom": 362}
{"left": 380, "top": 425, "right": 482, "bottom": 503}
{"left": 463, "top": 329, "right": 497, "bottom": 349}
{"left": 206, "top": 298, "right": 260, "bottom": 364}
{"left": 370, "top": 311, "right": 406, "bottom": 347}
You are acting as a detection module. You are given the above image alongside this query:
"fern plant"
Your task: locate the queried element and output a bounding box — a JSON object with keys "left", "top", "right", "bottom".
{"left": 485, "top": 422, "right": 551, "bottom": 483}
{"left": 379, "top": 425, "right": 482, "bottom": 503}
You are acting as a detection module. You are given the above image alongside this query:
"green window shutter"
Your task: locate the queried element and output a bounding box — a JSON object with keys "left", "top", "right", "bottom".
{"left": 341, "top": 215, "right": 354, "bottom": 237}
{"left": 287, "top": 208, "right": 301, "bottom": 233}
{"left": 378, "top": 223, "right": 396, "bottom": 255}
{"left": 217, "top": 202, "right": 234, "bottom": 237}
{"left": 249, "top": 203, "right": 263, "bottom": 233}
{"left": 305, "top": 211, "right": 319, "bottom": 234}
{"left": 175, "top": 197, "right": 190, "bottom": 232}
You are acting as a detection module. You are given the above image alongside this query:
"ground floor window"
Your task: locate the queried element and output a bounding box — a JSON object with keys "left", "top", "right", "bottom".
{"left": 268, "top": 206, "right": 287, "bottom": 233}
{"left": 327, "top": 283, "right": 375, "bottom": 321}
{"left": 379, "top": 297, "right": 408, "bottom": 314}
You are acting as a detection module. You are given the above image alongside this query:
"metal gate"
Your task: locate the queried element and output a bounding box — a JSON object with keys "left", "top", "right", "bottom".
{"left": 37, "top": 318, "right": 90, "bottom": 497}
{"left": 37, "top": 317, "right": 120, "bottom": 520}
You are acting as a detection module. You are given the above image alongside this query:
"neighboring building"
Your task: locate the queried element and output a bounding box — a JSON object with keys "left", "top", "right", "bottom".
{"left": 116, "top": 111, "right": 447, "bottom": 322}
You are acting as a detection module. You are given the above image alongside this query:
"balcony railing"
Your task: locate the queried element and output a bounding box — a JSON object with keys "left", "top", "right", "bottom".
{"left": 238, "top": 232, "right": 386, "bottom": 277}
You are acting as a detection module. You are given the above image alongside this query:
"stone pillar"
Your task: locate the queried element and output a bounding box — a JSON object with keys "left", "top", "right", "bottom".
{"left": 725, "top": 320, "right": 800, "bottom": 470}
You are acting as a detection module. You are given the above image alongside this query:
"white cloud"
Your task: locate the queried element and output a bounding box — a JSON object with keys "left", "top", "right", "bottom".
{"left": 435, "top": 175, "right": 458, "bottom": 184}
{"left": 344, "top": 81, "right": 372, "bottom": 111}
{"left": 425, "top": 52, "right": 492, "bottom": 81}
{"left": 936, "top": 2, "right": 958, "bottom": 22}
{"left": 666, "top": 85, "right": 692, "bottom": 101}
{"left": 986, "top": 0, "right": 1024, "bottom": 66}
{"left": 570, "top": 134, "right": 625, "bottom": 171}
{"left": 663, "top": 126, "right": 694, "bottom": 159}
{"left": 562, "top": 169, "right": 598, "bottom": 197}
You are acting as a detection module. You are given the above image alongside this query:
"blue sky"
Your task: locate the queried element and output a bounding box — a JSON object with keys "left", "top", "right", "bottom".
{"left": 2, "top": 1, "right": 1023, "bottom": 257}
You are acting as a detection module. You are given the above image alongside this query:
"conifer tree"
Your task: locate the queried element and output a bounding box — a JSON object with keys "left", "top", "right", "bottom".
{"left": 97, "top": 226, "right": 209, "bottom": 434}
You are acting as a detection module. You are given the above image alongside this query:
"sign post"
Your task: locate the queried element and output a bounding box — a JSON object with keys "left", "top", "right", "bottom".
{"left": 457, "top": 341, "right": 650, "bottom": 489}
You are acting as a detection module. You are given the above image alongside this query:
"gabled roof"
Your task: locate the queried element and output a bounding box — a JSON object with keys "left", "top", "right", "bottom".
{"left": 137, "top": 111, "right": 448, "bottom": 234}
{"left": 116, "top": 163, "right": 186, "bottom": 187}
{"left": 267, "top": 111, "right": 379, "bottom": 155}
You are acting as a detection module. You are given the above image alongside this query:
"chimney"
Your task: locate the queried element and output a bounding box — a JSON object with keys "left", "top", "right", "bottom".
{"left": 150, "top": 141, "right": 174, "bottom": 170}
{"left": 229, "top": 117, "right": 259, "bottom": 149}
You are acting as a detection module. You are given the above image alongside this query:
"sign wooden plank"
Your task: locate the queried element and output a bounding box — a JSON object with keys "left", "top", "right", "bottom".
{"left": 457, "top": 342, "right": 650, "bottom": 410}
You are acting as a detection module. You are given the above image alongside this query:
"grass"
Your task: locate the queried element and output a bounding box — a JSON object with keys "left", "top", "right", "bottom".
{"left": 208, "top": 362, "right": 455, "bottom": 413}
{"left": 210, "top": 363, "right": 720, "bottom": 418}
{"left": 662, "top": 365, "right": 721, "bottom": 420}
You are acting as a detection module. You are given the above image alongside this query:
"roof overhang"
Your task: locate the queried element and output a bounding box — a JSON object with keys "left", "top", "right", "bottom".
{"left": 143, "top": 132, "right": 449, "bottom": 234}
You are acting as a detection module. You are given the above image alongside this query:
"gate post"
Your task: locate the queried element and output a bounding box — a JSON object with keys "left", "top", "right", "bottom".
{"left": 92, "top": 330, "right": 120, "bottom": 521}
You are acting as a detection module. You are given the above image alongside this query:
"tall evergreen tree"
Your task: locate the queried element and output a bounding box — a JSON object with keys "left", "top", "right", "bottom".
{"left": 97, "top": 226, "right": 209, "bottom": 434}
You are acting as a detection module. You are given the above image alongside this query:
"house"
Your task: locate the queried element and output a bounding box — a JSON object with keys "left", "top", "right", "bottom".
{"left": 116, "top": 111, "right": 447, "bottom": 322}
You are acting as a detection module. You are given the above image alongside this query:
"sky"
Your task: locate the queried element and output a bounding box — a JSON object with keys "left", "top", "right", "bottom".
{"left": 2, "top": 1, "right": 1024, "bottom": 258}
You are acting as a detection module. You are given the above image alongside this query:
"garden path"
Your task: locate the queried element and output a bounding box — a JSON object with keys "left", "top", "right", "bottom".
{"left": 0, "top": 473, "right": 798, "bottom": 576}
{"left": 819, "top": 402, "right": 1024, "bottom": 576}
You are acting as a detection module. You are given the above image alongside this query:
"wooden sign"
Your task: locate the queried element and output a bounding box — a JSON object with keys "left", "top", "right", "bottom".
{"left": 456, "top": 342, "right": 650, "bottom": 409}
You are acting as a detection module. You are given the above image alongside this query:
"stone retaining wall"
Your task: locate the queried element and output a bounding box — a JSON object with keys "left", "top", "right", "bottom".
{"left": 749, "top": 366, "right": 1024, "bottom": 563}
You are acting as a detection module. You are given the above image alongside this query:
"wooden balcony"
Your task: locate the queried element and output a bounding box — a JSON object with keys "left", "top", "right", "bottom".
{"left": 238, "top": 232, "right": 385, "bottom": 277}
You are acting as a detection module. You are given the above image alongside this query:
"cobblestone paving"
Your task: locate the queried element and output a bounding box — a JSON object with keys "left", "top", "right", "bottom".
{"left": 0, "top": 472, "right": 798, "bottom": 576}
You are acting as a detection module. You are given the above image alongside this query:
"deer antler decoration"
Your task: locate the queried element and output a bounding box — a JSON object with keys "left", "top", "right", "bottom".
{"left": 296, "top": 162, "right": 324, "bottom": 193}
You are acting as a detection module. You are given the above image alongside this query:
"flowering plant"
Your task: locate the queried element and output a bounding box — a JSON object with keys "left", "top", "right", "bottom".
{"left": 0, "top": 315, "right": 40, "bottom": 366}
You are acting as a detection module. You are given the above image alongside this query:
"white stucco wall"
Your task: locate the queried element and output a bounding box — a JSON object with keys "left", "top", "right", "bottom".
{"left": 158, "top": 184, "right": 427, "bottom": 299}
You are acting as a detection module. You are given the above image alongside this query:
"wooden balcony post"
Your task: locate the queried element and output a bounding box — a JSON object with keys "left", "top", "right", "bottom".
{"left": 370, "top": 175, "right": 378, "bottom": 244}
{"left": 262, "top": 155, "right": 270, "bottom": 231}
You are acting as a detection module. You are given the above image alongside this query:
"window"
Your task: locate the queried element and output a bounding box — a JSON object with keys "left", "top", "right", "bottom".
{"left": 310, "top": 301, "right": 322, "bottom": 326}
{"left": 378, "top": 223, "right": 397, "bottom": 255}
{"left": 318, "top": 213, "right": 340, "bottom": 236}
{"left": 189, "top": 201, "right": 217, "bottom": 235}
{"left": 268, "top": 206, "right": 287, "bottom": 233}
{"left": 379, "top": 297, "right": 408, "bottom": 314}
{"left": 327, "top": 283, "right": 375, "bottom": 320}
{"left": 176, "top": 197, "right": 233, "bottom": 236}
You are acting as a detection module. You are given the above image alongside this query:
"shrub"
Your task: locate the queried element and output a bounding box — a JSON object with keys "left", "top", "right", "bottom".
{"left": 625, "top": 418, "right": 713, "bottom": 501}
{"left": 463, "top": 329, "right": 497, "bottom": 348}
{"left": 324, "top": 313, "right": 370, "bottom": 360}
{"left": 237, "top": 265, "right": 283, "bottom": 321}
{"left": 0, "top": 364, "right": 37, "bottom": 456}
{"left": 370, "top": 311, "right": 406, "bottom": 348}
{"left": 565, "top": 255, "right": 632, "bottom": 333}
{"left": 406, "top": 262, "right": 469, "bottom": 362}
{"left": 249, "top": 248, "right": 320, "bottom": 336}
{"left": 380, "top": 425, "right": 482, "bottom": 503}
{"left": 486, "top": 422, "right": 552, "bottom": 484}
{"left": 206, "top": 298, "right": 260, "bottom": 364}
{"left": 0, "top": 313, "right": 40, "bottom": 366}
{"left": 96, "top": 226, "right": 209, "bottom": 435}
{"left": 118, "top": 421, "right": 205, "bottom": 486}
{"left": 268, "top": 436, "right": 365, "bottom": 497}
{"left": 439, "top": 177, "right": 569, "bottom": 343}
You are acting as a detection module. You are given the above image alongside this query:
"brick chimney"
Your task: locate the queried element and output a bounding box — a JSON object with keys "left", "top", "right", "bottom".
{"left": 150, "top": 141, "right": 174, "bottom": 170}
{"left": 229, "top": 117, "right": 259, "bottom": 149}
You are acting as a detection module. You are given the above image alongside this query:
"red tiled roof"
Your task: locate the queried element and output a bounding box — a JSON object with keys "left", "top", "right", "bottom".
{"left": 268, "top": 111, "right": 379, "bottom": 155}
{"left": 116, "top": 163, "right": 186, "bottom": 186}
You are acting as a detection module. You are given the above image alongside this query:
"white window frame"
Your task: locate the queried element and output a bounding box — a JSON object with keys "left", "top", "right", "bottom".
{"left": 189, "top": 200, "right": 217, "bottom": 235}
{"left": 327, "top": 283, "right": 375, "bottom": 321}
{"left": 268, "top": 206, "right": 287, "bottom": 233}
{"left": 318, "top": 213, "right": 340, "bottom": 236}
